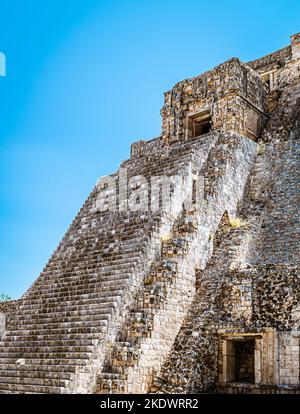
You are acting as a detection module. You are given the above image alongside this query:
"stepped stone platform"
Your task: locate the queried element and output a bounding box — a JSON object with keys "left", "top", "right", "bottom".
{"left": 0, "top": 33, "right": 300, "bottom": 394}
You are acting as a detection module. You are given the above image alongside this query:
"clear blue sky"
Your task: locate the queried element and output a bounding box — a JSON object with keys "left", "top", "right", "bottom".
{"left": 0, "top": 0, "right": 299, "bottom": 298}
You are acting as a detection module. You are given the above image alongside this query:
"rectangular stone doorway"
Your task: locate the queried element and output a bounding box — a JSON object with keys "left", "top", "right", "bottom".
{"left": 187, "top": 111, "right": 212, "bottom": 139}
{"left": 220, "top": 334, "right": 260, "bottom": 384}
{"left": 234, "top": 339, "right": 255, "bottom": 383}
{"left": 193, "top": 116, "right": 211, "bottom": 137}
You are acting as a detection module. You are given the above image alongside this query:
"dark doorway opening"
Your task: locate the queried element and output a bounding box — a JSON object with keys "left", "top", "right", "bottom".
{"left": 193, "top": 117, "right": 212, "bottom": 137}
{"left": 234, "top": 340, "right": 255, "bottom": 383}
{"left": 187, "top": 112, "right": 212, "bottom": 139}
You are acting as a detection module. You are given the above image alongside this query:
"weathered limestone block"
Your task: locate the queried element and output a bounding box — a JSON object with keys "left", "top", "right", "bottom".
{"left": 173, "top": 217, "right": 198, "bottom": 236}
{"left": 162, "top": 238, "right": 189, "bottom": 257}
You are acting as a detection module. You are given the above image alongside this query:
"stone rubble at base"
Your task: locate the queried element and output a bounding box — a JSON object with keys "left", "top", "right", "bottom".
{"left": 0, "top": 33, "right": 300, "bottom": 394}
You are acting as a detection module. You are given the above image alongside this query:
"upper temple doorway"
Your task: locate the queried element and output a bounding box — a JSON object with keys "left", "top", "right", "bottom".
{"left": 187, "top": 111, "right": 212, "bottom": 139}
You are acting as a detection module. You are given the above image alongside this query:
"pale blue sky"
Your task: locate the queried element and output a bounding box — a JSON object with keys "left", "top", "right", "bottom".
{"left": 0, "top": 0, "right": 299, "bottom": 298}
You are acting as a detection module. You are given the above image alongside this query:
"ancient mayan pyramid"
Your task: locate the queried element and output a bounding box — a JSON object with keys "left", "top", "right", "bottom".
{"left": 0, "top": 33, "right": 299, "bottom": 394}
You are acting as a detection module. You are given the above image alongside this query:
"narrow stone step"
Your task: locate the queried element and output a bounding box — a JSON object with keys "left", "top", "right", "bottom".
{"left": 8, "top": 312, "right": 111, "bottom": 326}
{"left": 0, "top": 364, "right": 76, "bottom": 373}
{"left": 0, "top": 351, "right": 91, "bottom": 359}
{"left": 15, "top": 298, "right": 119, "bottom": 313}
{"left": 0, "top": 357, "right": 87, "bottom": 366}
{"left": 0, "top": 369, "right": 72, "bottom": 381}
{"left": 3, "top": 331, "right": 97, "bottom": 342}
{"left": 3, "top": 339, "right": 96, "bottom": 348}
{"left": 5, "top": 325, "right": 106, "bottom": 337}
{"left": 0, "top": 345, "right": 94, "bottom": 354}
{"left": 13, "top": 310, "right": 112, "bottom": 323}
{"left": 0, "top": 381, "right": 62, "bottom": 394}
{"left": 19, "top": 290, "right": 124, "bottom": 304}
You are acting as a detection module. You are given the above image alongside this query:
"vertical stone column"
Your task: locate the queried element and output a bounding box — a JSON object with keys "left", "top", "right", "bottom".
{"left": 278, "top": 332, "right": 300, "bottom": 386}
{"left": 0, "top": 313, "right": 6, "bottom": 340}
{"left": 261, "top": 329, "right": 277, "bottom": 384}
{"left": 222, "top": 340, "right": 235, "bottom": 383}
{"left": 254, "top": 338, "right": 262, "bottom": 383}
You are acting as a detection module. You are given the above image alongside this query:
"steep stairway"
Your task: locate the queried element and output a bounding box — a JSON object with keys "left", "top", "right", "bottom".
{"left": 0, "top": 136, "right": 216, "bottom": 394}
{"left": 94, "top": 132, "right": 258, "bottom": 394}
{"left": 96, "top": 211, "right": 199, "bottom": 393}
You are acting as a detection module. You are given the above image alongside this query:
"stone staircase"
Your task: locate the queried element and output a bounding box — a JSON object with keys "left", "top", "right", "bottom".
{"left": 0, "top": 135, "right": 216, "bottom": 394}
{"left": 0, "top": 131, "right": 256, "bottom": 394}
{"left": 0, "top": 212, "right": 158, "bottom": 393}
{"left": 96, "top": 211, "right": 199, "bottom": 393}
{"left": 94, "top": 132, "right": 258, "bottom": 394}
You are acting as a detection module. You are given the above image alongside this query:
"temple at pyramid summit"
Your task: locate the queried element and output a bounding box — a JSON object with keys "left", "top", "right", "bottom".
{"left": 0, "top": 33, "right": 300, "bottom": 394}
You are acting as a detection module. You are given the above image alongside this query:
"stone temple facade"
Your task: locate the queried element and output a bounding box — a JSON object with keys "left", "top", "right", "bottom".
{"left": 0, "top": 33, "right": 300, "bottom": 394}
